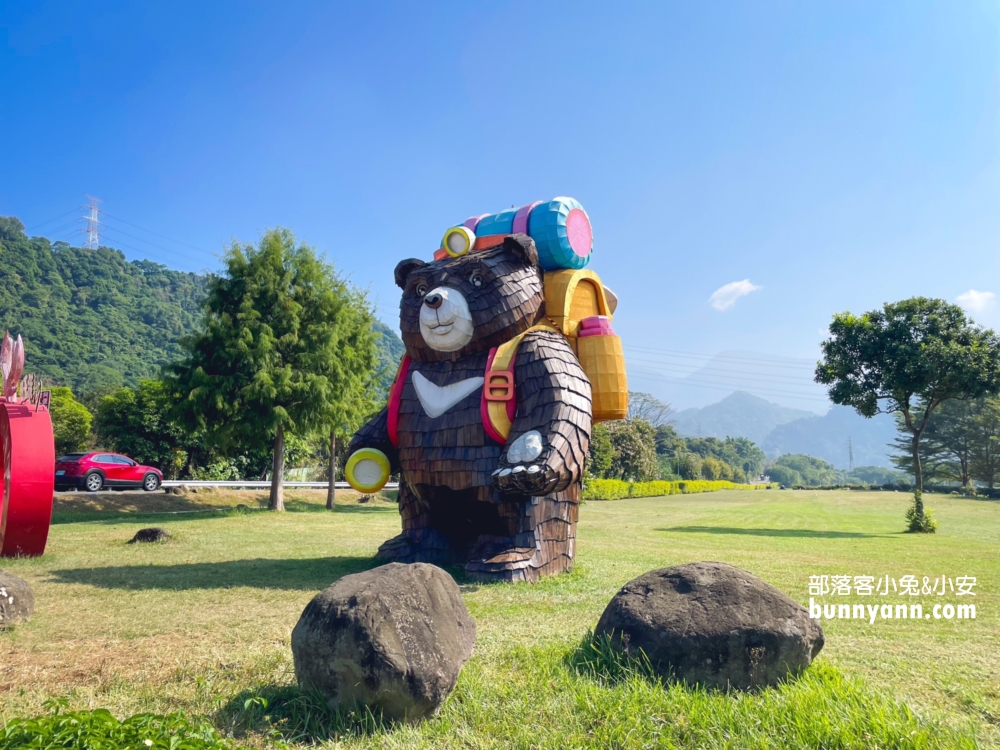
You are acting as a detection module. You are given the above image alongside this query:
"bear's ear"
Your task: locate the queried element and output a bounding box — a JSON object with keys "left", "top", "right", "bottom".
{"left": 503, "top": 234, "right": 540, "bottom": 269}
{"left": 394, "top": 258, "right": 427, "bottom": 289}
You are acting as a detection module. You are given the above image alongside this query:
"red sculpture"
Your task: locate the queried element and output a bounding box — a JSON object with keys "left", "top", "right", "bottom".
{"left": 0, "top": 332, "right": 55, "bottom": 557}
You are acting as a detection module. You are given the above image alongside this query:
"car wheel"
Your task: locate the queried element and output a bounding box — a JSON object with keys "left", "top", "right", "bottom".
{"left": 142, "top": 473, "right": 161, "bottom": 492}
{"left": 84, "top": 472, "right": 103, "bottom": 492}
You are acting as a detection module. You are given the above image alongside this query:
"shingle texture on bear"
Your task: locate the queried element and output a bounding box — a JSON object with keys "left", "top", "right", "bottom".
{"left": 349, "top": 235, "right": 592, "bottom": 582}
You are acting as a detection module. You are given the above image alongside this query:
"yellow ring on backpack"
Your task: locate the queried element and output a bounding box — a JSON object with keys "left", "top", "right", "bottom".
{"left": 441, "top": 226, "right": 475, "bottom": 257}
{"left": 345, "top": 448, "right": 391, "bottom": 493}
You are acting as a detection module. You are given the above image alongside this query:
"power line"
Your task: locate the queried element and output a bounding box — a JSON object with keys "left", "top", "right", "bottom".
{"left": 628, "top": 365, "right": 830, "bottom": 405}
{"left": 625, "top": 344, "right": 818, "bottom": 370}
{"left": 624, "top": 354, "right": 823, "bottom": 387}
{"left": 99, "top": 210, "right": 215, "bottom": 255}
{"left": 41, "top": 219, "right": 88, "bottom": 239}
{"left": 26, "top": 207, "right": 84, "bottom": 233}
{"left": 624, "top": 360, "right": 827, "bottom": 393}
{"left": 100, "top": 223, "right": 216, "bottom": 267}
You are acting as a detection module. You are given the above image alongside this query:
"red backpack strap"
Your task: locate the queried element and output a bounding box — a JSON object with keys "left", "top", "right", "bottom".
{"left": 386, "top": 355, "right": 411, "bottom": 448}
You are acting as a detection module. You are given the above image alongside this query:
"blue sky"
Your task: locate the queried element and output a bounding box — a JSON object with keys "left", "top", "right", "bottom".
{"left": 2, "top": 1, "right": 997, "bottom": 411}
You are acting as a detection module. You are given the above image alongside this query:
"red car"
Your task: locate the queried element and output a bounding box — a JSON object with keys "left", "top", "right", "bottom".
{"left": 55, "top": 452, "right": 162, "bottom": 492}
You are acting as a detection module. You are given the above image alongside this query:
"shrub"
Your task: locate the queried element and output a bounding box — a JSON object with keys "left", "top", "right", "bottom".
{"left": 700, "top": 456, "right": 733, "bottom": 481}
{"left": 905, "top": 493, "right": 938, "bottom": 533}
{"left": 582, "top": 479, "right": 631, "bottom": 501}
{"left": 583, "top": 479, "right": 777, "bottom": 501}
{"left": 0, "top": 701, "right": 238, "bottom": 749}
{"left": 676, "top": 452, "right": 703, "bottom": 480}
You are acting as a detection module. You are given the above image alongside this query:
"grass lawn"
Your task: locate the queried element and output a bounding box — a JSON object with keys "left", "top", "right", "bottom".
{"left": 1, "top": 487, "right": 997, "bottom": 748}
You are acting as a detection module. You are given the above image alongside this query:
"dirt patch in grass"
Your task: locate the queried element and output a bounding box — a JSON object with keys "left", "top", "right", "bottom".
{"left": 0, "top": 633, "right": 193, "bottom": 693}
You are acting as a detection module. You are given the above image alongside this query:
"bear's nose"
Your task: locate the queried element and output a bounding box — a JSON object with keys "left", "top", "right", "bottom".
{"left": 424, "top": 293, "right": 443, "bottom": 309}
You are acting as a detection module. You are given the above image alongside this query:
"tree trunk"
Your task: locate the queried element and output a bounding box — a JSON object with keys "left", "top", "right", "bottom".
{"left": 269, "top": 423, "right": 286, "bottom": 512}
{"left": 910, "top": 432, "right": 924, "bottom": 520}
{"left": 326, "top": 430, "right": 337, "bottom": 510}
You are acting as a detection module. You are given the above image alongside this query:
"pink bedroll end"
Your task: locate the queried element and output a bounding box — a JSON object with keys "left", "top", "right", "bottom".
{"left": 580, "top": 315, "right": 612, "bottom": 330}
{"left": 578, "top": 316, "right": 614, "bottom": 337}
{"left": 565, "top": 208, "right": 593, "bottom": 258}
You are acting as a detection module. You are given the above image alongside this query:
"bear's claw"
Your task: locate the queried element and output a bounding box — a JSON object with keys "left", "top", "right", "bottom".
{"left": 492, "top": 463, "right": 558, "bottom": 495}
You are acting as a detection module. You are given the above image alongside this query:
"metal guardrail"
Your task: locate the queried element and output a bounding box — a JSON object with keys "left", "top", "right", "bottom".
{"left": 160, "top": 480, "right": 399, "bottom": 490}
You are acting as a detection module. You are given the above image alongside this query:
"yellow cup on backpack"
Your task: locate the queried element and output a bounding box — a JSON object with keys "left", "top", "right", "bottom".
{"left": 345, "top": 448, "right": 391, "bottom": 493}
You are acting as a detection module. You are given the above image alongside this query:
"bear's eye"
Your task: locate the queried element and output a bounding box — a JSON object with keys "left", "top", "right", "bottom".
{"left": 469, "top": 271, "right": 484, "bottom": 288}
{"left": 413, "top": 282, "right": 429, "bottom": 297}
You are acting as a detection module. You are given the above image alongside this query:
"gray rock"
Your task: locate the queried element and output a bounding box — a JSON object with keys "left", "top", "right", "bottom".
{"left": 595, "top": 561, "right": 823, "bottom": 690}
{"left": 0, "top": 571, "right": 34, "bottom": 628}
{"left": 291, "top": 562, "right": 475, "bottom": 722}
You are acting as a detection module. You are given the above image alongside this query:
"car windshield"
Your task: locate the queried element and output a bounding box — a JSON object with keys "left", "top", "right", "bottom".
{"left": 57, "top": 454, "right": 86, "bottom": 462}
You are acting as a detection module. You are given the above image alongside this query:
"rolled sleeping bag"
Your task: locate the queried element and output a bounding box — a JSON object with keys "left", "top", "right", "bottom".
{"left": 442, "top": 197, "right": 594, "bottom": 271}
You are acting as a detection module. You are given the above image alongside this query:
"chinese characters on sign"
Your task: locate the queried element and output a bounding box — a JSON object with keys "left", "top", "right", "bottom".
{"left": 808, "top": 575, "right": 977, "bottom": 597}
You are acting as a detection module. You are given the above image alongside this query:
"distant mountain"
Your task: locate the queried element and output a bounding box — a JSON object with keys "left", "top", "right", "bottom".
{"left": 761, "top": 406, "right": 897, "bottom": 469}
{"left": 672, "top": 391, "right": 817, "bottom": 445}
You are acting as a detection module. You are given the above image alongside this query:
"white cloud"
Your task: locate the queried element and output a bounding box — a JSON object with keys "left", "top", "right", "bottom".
{"left": 709, "top": 279, "right": 761, "bottom": 311}
{"left": 956, "top": 289, "right": 996, "bottom": 314}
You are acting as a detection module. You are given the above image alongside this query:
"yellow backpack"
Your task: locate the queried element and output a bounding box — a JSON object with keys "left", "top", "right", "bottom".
{"left": 483, "top": 269, "right": 628, "bottom": 441}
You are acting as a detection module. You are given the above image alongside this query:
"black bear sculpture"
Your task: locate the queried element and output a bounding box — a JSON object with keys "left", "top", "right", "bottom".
{"left": 349, "top": 234, "right": 592, "bottom": 582}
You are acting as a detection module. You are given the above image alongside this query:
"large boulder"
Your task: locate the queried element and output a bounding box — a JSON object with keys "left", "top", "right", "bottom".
{"left": 291, "top": 562, "right": 475, "bottom": 722}
{"left": 0, "top": 571, "right": 34, "bottom": 628}
{"left": 595, "top": 562, "right": 823, "bottom": 690}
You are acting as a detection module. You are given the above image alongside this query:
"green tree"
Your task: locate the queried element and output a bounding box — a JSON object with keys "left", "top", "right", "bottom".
{"left": 606, "top": 419, "right": 658, "bottom": 481}
{"left": 166, "top": 229, "right": 378, "bottom": 511}
{"left": 847, "top": 465, "right": 908, "bottom": 485}
{"left": 816, "top": 297, "right": 1000, "bottom": 532}
{"left": 769, "top": 454, "right": 841, "bottom": 486}
{"left": 322, "top": 293, "right": 381, "bottom": 509}
{"left": 767, "top": 463, "right": 802, "bottom": 487}
{"left": 700, "top": 455, "right": 732, "bottom": 481}
{"left": 676, "top": 451, "right": 703, "bottom": 480}
{"left": 970, "top": 397, "right": 1000, "bottom": 489}
{"left": 890, "top": 399, "right": 974, "bottom": 488}
{"left": 724, "top": 436, "right": 766, "bottom": 479}
{"left": 50, "top": 386, "right": 93, "bottom": 455}
{"left": 95, "top": 379, "right": 195, "bottom": 478}
{"left": 890, "top": 413, "right": 950, "bottom": 486}
{"left": 586, "top": 422, "right": 614, "bottom": 479}
{"left": 654, "top": 424, "right": 683, "bottom": 455}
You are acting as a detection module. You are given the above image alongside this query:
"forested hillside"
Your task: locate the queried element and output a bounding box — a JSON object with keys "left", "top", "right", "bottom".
{"left": 0, "top": 216, "right": 404, "bottom": 396}
{"left": 0, "top": 217, "right": 207, "bottom": 393}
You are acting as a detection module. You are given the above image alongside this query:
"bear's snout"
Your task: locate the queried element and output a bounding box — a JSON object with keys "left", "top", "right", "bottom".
{"left": 419, "top": 286, "right": 475, "bottom": 353}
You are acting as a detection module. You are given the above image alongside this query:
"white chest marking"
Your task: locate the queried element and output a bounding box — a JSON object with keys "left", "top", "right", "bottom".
{"left": 412, "top": 371, "right": 484, "bottom": 418}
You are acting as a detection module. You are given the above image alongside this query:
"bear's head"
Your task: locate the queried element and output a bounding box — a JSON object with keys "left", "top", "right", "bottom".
{"left": 394, "top": 234, "right": 545, "bottom": 362}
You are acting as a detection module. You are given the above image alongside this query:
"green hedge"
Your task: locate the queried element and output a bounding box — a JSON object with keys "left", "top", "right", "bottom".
{"left": 583, "top": 478, "right": 777, "bottom": 501}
